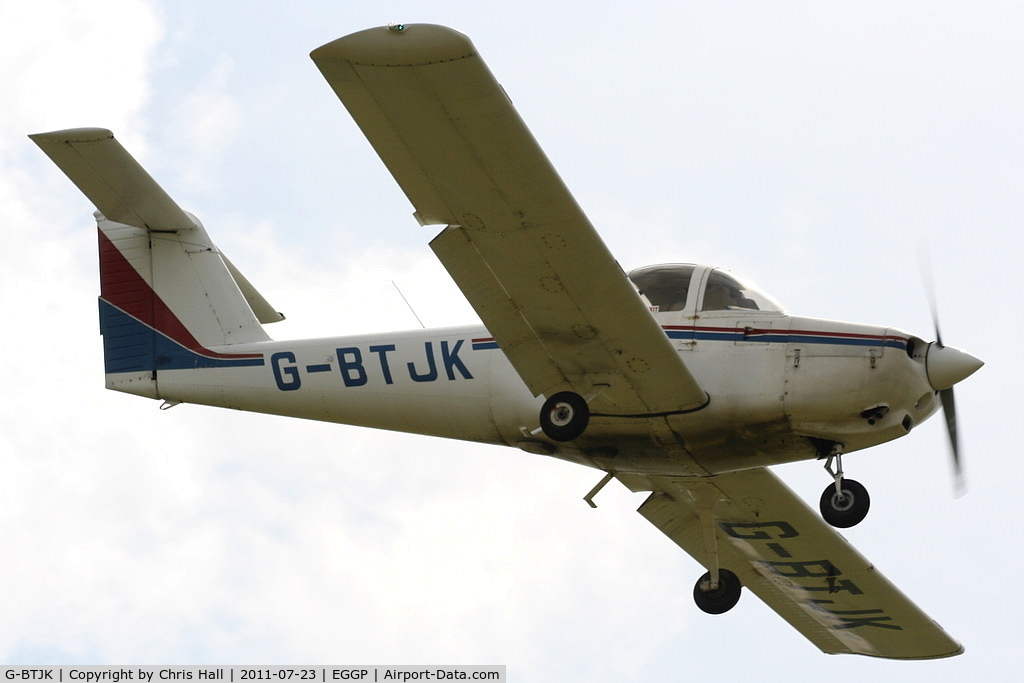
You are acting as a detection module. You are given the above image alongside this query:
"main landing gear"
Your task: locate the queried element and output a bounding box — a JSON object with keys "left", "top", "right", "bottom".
{"left": 690, "top": 487, "right": 743, "bottom": 615}
{"left": 693, "top": 568, "right": 742, "bottom": 615}
{"left": 538, "top": 391, "right": 590, "bottom": 442}
{"left": 819, "top": 448, "right": 870, "bottom": 528}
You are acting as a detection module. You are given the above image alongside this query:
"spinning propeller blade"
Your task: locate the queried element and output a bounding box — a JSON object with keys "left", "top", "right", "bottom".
{"left": 920, "top": 250, "right": 981, "bottom": 495}
{"left": 938, "top": 386, "right": 965, "bottom": 495}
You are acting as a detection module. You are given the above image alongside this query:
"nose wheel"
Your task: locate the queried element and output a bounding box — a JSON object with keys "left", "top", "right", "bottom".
{"left": 820, "top": 479, "right": 870, "bottom": 528}
{"left": 819, "top": 449, "right": 870, "bottom": 528}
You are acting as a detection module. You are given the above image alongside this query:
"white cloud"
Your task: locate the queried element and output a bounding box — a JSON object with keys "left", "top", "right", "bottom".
{"left": 221, "top": 218, "right": 480, "bottom": 339}
{"left": 172, "top": 53, "right": 243, "bottom": 192}
{"left": 0, "top": 0, "right": 162, "bottom": 151}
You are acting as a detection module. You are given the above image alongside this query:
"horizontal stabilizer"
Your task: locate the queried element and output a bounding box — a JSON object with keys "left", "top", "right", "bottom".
{"left": 30, "top": 128, "right": 194, "bottom": 232}
{"left": 223, "top": 253, "right": 286, "bottom": 324}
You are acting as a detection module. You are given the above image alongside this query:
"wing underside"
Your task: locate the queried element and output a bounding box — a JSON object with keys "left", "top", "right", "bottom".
{"left": 622, "top": 469, "right": 963, "bottom": 659}
{"left": 311, "top": 24, "right": 706, "bottom": 416}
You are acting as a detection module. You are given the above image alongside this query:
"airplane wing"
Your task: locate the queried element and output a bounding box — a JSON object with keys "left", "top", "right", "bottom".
{"left": 624, "top": 469, "right": 963, "bottom": 659}
{"left": 311, "top": 24, "right": 707, "bottom": 416}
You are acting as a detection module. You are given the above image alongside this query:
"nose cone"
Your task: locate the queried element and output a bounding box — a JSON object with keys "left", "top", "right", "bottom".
{"left": 926, "top": 343, "right": 984, "bottom": 390}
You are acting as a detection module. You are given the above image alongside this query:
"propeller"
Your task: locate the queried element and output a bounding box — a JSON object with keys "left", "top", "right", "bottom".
{"left": 938, "top": 384, "right": 963, "bottom": 494}
{"left": 920, "top": 252, "right": 983, "bottom": 496}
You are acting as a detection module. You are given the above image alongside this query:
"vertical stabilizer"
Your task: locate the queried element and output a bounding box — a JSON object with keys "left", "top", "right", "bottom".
{"left": 31, "top": 128, "right": 280, "bottom": 397}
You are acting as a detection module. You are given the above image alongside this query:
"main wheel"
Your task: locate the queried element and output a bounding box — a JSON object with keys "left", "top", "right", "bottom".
{"left": 693, "top": 568, "right": 742, "bottom": 615}
{"left": 539, "top": 391, "right": 590, "bottom": 442}
{"left": 819, "top": 478, "right": 870, "bottom": 528}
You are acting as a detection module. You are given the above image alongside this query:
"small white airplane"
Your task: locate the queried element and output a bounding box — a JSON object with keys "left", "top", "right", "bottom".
{"left": 32, "top": 24, "right": 981, "bottom": 660}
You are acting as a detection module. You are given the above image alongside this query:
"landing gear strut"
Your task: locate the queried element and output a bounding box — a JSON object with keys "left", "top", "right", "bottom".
{"left": 819, "top": 448, "right": 870, "bottom": 528}
{"left": 689, "top": 485, "right": 743, "bottom": 614}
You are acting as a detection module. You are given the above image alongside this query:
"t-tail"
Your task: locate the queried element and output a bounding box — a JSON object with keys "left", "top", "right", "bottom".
{"left": 31, "top": 128, "right": 284, "bottom": 398}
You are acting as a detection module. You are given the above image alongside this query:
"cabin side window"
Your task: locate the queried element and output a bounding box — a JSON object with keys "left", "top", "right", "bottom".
{"left": 628, "top": 265, "right": 695, "bottom": 313}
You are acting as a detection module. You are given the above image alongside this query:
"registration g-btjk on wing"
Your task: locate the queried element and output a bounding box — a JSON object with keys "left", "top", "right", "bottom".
{"left": 31, "top": 23, "right": 982, "bottom": 660}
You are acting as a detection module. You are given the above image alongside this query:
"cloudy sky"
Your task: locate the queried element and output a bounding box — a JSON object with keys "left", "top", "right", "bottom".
{"left": 1, "top": 0, "right": 1018, "bottom": 679}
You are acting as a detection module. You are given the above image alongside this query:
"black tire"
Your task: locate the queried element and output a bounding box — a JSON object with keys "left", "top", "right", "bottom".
{"left": 819, "top": 478, "right": 870, "bottom": 528}
{"left": 693, "top": 568, "right": 742, "bottom": 615}
{"left": 539, "top": 391, "right": 590, "bottom": 442}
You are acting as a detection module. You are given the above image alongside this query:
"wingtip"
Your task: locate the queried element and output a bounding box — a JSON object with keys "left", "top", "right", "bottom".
{"left": 310, "top": 23, "right": 475, "bottom": 67}
{"left": 29, "top": 127, "right": 115, "bottom": 145}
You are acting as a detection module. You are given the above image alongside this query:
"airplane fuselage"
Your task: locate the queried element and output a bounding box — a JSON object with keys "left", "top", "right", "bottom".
{"left": 137, "top": 304, "right": 937, "bottom": 479}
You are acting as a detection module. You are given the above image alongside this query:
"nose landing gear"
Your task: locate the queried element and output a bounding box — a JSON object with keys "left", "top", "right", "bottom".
{"left": 819, "top": 448, "right": 870, "bottom": 528}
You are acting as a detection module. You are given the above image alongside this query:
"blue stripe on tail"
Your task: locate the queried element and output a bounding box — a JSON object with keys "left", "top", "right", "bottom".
{"left": 99, "top": 299, "right": 264, "bottom": 373}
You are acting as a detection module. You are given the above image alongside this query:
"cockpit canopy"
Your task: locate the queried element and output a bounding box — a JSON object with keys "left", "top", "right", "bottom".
{"left": 628, "top": 264, "right": 785, "bottom": 314}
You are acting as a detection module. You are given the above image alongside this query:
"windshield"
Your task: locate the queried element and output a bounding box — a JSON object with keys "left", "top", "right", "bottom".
{"left": 701, "top": 269, "right": 784, "bottom": 313}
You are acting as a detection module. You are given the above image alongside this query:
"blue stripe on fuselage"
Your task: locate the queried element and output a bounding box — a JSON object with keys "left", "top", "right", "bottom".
{"left": 664, "top": 327, "right": 907, "bottom": 349}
